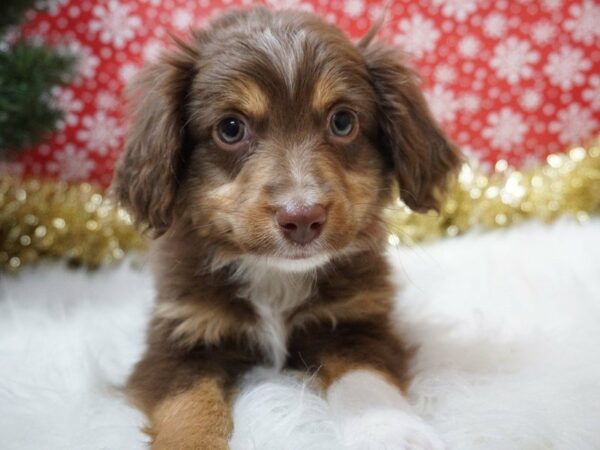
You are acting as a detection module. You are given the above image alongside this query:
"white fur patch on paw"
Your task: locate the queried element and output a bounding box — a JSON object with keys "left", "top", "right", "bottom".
{"left": 327, "top": 370, "right": 445, "bottom": 450}
{"left": 338, "top": 409, "right": 445, "bottom": 450}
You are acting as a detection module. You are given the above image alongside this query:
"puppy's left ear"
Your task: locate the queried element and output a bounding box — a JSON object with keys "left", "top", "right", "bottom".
{"left": 360, "top": 42, "right": 462, "bottom": 212}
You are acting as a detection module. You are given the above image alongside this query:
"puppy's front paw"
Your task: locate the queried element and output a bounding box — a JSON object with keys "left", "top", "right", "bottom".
{"left": 338, "top": 409, "right": 445, "bottom": 450}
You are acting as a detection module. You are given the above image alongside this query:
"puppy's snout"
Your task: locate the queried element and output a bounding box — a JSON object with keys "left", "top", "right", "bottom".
{"left": 276, "top": 204, "right": 327, "bottom": 245}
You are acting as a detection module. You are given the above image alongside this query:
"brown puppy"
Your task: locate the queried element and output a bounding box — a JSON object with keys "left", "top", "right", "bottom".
{"left": 113, "top": 6, "right": 460, "bottom": 449}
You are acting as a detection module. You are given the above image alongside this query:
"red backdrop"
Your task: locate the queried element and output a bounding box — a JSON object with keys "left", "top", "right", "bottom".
{"left": 10, "top": 0, "right": 600, "bottom": 186}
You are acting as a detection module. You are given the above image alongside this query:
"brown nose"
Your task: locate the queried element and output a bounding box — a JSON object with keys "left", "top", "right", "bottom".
{"left": 276, "top": 204, "right": 327, "bottom": 245}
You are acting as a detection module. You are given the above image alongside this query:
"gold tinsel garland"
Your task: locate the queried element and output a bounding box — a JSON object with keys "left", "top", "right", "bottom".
{"left": 0, "top": 178, "right": 146, "bottom": 271}
{"left": 1, "top": 139, "right": 599, "bottom": 271}
{"left": 387, "top": 140, "right": 600, "bottom": 245}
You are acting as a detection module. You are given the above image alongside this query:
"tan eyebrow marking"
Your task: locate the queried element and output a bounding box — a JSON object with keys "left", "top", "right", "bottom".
{"left": 226, "top": 78, "right": 269, "bottom": 117}
{"left": 311, "top": 76, "right": 347, "bottom": 112}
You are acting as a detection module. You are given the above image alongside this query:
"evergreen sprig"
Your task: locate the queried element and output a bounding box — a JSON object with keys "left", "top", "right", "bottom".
{"left": 0, "top": 0, "right": 38, "bottom": 37}
{"left": 0, "top": 0, "right": 76, "bottom": 159}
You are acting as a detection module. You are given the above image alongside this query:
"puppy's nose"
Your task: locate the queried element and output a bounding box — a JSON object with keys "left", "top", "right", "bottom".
{"left": 276, "top": 204, "right": 327, "bottom": 245}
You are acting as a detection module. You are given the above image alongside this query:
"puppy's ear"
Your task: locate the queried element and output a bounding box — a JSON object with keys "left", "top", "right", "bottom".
{"left": 361, "top": 42, "right": 461, "bottom": 212}
{"left": 111, "top": 38, "right": 199, "bottom": 235}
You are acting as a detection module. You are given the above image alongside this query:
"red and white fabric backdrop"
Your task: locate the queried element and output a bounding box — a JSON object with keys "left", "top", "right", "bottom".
{"left": 9, "top": 0, "right": 600, "bottom": 186}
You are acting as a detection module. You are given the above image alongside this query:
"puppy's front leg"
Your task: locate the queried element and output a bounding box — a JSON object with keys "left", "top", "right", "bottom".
{"left": 127, "top": 350, "right": 244, "bottom": 450}
{"left": 149, "top": 376, "right": 232, "bottom": 450}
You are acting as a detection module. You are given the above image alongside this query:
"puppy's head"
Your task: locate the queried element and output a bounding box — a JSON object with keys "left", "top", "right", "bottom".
{"left": 112, "top": 7, "right": 460, "bottom": 270}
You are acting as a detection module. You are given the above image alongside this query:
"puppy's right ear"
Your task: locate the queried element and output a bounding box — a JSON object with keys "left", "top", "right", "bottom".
{"left": 111, "top": 38, "right": 199, "bottom": 236}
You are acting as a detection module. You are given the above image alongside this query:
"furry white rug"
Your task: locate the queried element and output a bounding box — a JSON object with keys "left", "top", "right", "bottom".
{"left": 1, "top": 219, "right": 599, "bottom": 450}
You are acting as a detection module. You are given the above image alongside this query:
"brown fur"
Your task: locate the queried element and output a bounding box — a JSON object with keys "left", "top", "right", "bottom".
{"left": 112, "top": 6, "right": 460, "bottom": 448}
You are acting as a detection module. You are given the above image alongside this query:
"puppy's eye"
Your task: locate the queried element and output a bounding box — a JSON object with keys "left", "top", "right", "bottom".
{"left": 214, "top": 116, "right": 248, "bottom": 149}
{"left": 329, "top": 109, "right": 357, "bottom": 139}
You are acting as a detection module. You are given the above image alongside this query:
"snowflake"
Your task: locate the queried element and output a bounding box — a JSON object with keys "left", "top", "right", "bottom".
{"left": 368, "top": 4, "right": 385, "bottom": 21}
{"left": 395, "top": 14, "right": 440, "bottom": 58}
{"left": 483, "top": 13, "right": 507, "bottom": 38}
{"left": 119, "top": 63, "right": 140, "bottom": 83}
{"left": 490, "top": 37, "right": 539, "bottom": 84}
{"left": 143, "top": 39, "right": 166, "bottom": 63}
{"left": 52, "top": 87, "right": 83, "bottom": 128}
{"left": 173, "top": 9, "right": 193, "bottom": 30}
{"left": 77, "top": 112, "right": 123, "bottom": 156}
{"left": 38, "top": 0, "right": 69, "bottom": 15}
{"left": 343, "top": 0, "right": 365, "bottom": 18}
{"left": 532, "top": 21, "right": 557, "bottom": 46}
{"left": 458, "top": 36, "right": 481, "bottom": 58}
{"left": 549, "top": 104, "right": 597, "bottom": 144}
{"left": 89, "top": 1, "right": 141, "bottom": 49}
{"left": 461, "top": 93, "right": 481, "bottom": 113}
{"left": 96, "top": 91, "right": 120, "bottom": 111}
{"left": 542, "top": 0, "right": 562, "bottom": 10}
{"left": 47, "top": 145, "right": 95, "bottom": 181}
{"left": 482, "top": 108, "right": 528, "bottom": 151}
{"left": 266, "top": 0, "right": 313, "bottom": 11}
{"left": 564, "top": 0, "right": 600, "bottom": 45}
{"left": 432, "top": 0, "right": 478, "bottom": 21}
{"left": 434, "top": 64, "right": 457, "bottom": 84}
{"left": 424, "top": 85, "right": 460, "bottom": 124}
{"left": 464, "top": 146, "right": 490, "bottom": 171}
{"left": 583, "top": 75, "right": 600, "bottom": 111}
{"left": 63, "top": 42, "right": 99, "bottom": 80}
{"left": 544, "top": 46, "right": 591, "bottom": 90}
{"left": 520, "top": 90, "right": 542, "bottom": 111}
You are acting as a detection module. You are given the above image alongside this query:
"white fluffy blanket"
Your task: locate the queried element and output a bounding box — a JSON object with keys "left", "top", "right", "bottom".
{"left": 1, "top": 219, "right": 599, "bottom": 450}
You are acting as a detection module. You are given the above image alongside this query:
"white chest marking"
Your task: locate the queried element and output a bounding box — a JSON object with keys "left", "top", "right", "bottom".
{"left": 233, "top": 257, "right": 315, "bottom": 369}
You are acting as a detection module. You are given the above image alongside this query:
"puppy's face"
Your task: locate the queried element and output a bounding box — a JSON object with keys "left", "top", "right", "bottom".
{"left": 113, "top": 8, "right": 460, "bottom": 270}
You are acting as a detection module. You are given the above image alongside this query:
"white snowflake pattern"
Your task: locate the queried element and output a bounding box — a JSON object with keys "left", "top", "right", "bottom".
{"left": 143, "top": 39, "right": 166, "bottom": 62}
{"left": 432, "top": 0, "right": 478, "bottom": 21}
{"left": 39, "top": 0, "right": 69, "bottom": 15}
{"left": 583, "top": 75, "right": 600, "bottom": 111}
{"left": 461, "top": 93, "right": 481, "bottom": 113}
{"left": 64, "top": 42, "right": 100, "bottom": 80}
{"left": 531, "top": 21, "right": 557, "bottom": 46}
{"left": 52, "top": 87, "right": 83, "bottom": 128}
{"left": 549, "top": 104, "right": 597, "bottom": 144}
{"left": 395, "top": 14, "right": 440, "bottom": 58}
{"left": 343, "top": 0, "right": 365, "bottom": 18}
{"left": 483, "top": 13, "right": 507, "bottom": 38}
{"left": 424, "top": 85, "right": 460, "bottom": 124}
{"left": 520, "top": 90, "right": 542, "bottom": 111}
{"left": 482, "top": 108, "right": 528, "bottom": 151}
{"left": 119, "top": 63, "right": 140, "bottom": 83}
{"left": 434, "top": 64, "right": 457, "bottom": 84}
{"left": 96, "top": 91, "right": 120, "bottom": 111}
{"left": 173, "top": 9, "right": 193, "bottom": 30}
{"left": 490, "top": 37, "right": 539, "bottom": 84}
{"left": 542, "top": 0, "right": 562, "bottom": 10}
{"left": 77, "top": 112, "right": 123, "bottom": 156}
{"left": 458, "top": 36, "right": 481, "bottom": 58}
{"left": 564, "top": 0, "right": 600, "bottom": 46}
{"left": 47, "top": 145, "right": 96, "bottom": 181}
{"left": 266, "top": 0, "right": 313, "bottom": 11}
{"left": 460, "top": 145, "right": 492, "bottom": 172}
{"left": 544, "top": 46, "right": 591, "bottom": 90}
{"left": 89, "top": 1, "right": 141, "bottom": 49}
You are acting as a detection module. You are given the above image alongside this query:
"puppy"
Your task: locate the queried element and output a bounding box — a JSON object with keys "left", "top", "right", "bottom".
{"left": 113, "top": 6, "right": 460, "bottom": 449}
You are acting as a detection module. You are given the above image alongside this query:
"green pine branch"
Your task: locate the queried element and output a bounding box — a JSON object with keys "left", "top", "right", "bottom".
{"left": 0, "top": 0, "right": 39, "bottom": 37}
{"left": 0, "top": 0, "right": 77, "bottom": 159}
{"left": 0, "top": 41, "right": 76, "bottom": 158}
